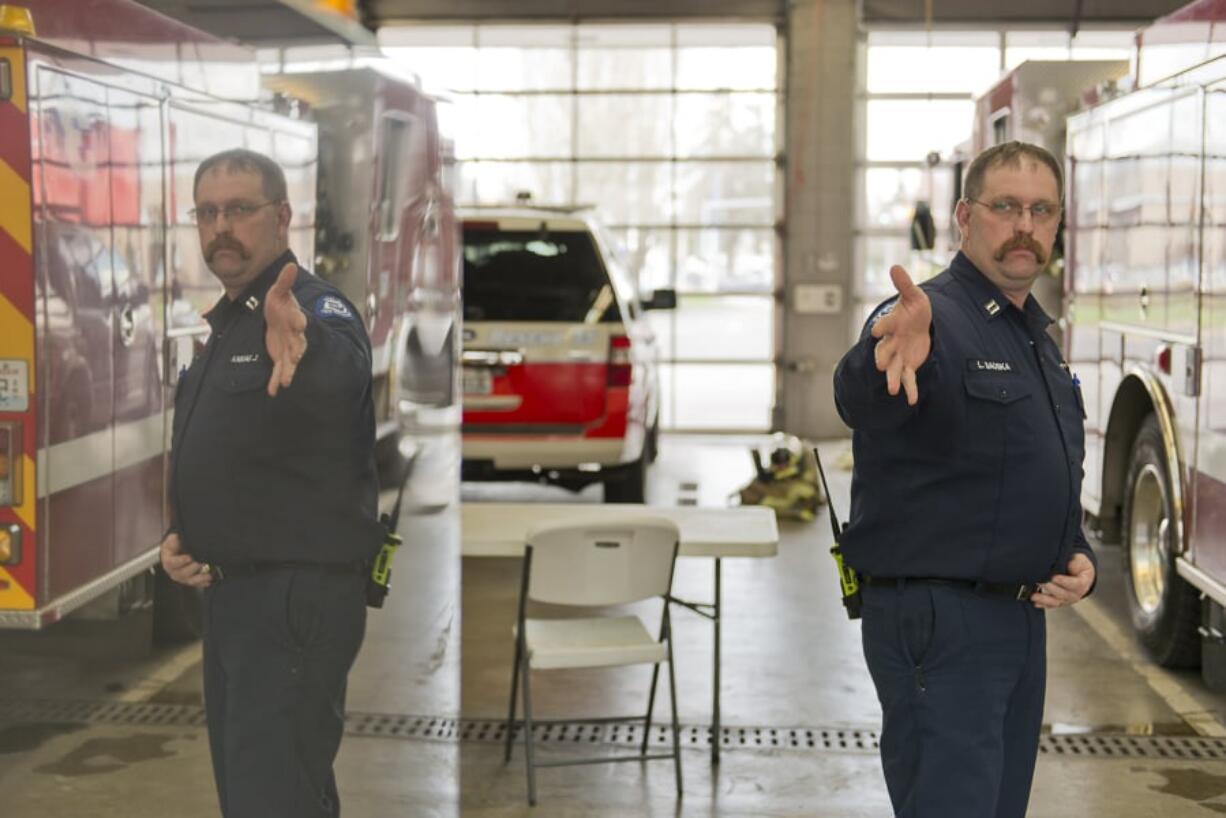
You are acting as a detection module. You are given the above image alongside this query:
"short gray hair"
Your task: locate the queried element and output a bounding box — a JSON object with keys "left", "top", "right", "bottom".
{"left": 193, "top": 148, "right": 287, "bottom": 202}
{"left": 964, "top": 141, "right": 1063, "bottom": 204}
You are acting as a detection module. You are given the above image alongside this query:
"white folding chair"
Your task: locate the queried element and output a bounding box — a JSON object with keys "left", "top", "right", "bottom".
{"left": 503, "top": 516, "right": 683, "bottom": 806}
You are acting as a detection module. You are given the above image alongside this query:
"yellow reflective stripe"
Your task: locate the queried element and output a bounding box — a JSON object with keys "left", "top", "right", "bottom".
{"left": 0, "top": 291, "right": 33, "bottom": 360}
{"left": 0, "top": 45, "right": 25, "bottom": 114}
{"left": 0, "top": 565, "right": 34, "bottom": 609}
{"left": 0, "top": 158, "right": 31, "bottom": 254}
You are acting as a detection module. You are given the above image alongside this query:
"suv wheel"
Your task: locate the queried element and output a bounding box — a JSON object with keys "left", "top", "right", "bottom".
{"left": 604, "top": 457, "right": 646, "bottom": 503}
{"left": 645, "top": 417, "right": 660, "bottom": 464}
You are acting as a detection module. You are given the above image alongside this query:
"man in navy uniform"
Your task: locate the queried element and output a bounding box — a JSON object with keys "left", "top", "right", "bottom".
{"left": 834, "top": 141, "right": 1097, "bottom": 818}
{"left": 159, "top": 149, "right": 383, "bottom": 818}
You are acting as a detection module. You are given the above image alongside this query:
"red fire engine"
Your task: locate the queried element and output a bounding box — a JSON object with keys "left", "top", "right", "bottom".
{"left": 1065, "top": 0, "right": 1226, "bottom": 675}
{"left": 0, "top": 0, "right": 458, "bottom": 635}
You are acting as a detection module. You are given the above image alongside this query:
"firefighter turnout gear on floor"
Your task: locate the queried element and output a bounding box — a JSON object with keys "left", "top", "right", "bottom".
{"left": 732, "top": 434, "right": 824, "bottom": 522}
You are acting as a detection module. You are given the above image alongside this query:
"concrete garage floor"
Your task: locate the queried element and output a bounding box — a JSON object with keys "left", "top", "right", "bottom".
{"left": 2, "top": 432, "right": 1226, "bottom": 816}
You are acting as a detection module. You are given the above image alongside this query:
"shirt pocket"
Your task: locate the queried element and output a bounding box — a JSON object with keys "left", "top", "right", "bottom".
{"left": 961, "top": 371, "right": 1034, "bottom": 465}
{"left": 210, "top": 364, "right": 273, "bottom": 455}
{"left": 963, "top": 373, "right": 1032, "bottom": 406}
{"left": 216, "top": 364, "right": 270, "bottom": 394}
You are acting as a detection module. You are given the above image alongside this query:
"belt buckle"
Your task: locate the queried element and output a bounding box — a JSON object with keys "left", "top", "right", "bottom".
{"left": 1016, "top": 583, "right": 1036, "bottom": 600}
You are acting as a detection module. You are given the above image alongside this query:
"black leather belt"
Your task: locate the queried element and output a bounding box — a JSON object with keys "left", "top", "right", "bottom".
{"left": 862, "top": 576, "right": 1042, "bottom": 601}
{"left": 208, "top": 560, "right": 368, "bottom": 582}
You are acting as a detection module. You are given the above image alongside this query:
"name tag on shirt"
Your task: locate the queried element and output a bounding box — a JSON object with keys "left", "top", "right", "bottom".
{"left": 967, "top": 359, "right": 1014, "bottom": 373}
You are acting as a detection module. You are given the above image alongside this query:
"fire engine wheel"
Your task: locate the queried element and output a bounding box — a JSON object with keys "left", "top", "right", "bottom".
{"left": 152, "top": 566, "right": 204, "bottom": 644}
{"left": 1122, "top": 414, "right": 1201, "bottom": 668}
{"left": 604, "top": 457, "right": 646, "bottom": 504}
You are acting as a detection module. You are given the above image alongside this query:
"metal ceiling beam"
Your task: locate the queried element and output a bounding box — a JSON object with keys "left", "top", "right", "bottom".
{"left": 133, "top": 0, "right": 377, "bottom": 46}
{"left": 369, "top": 0, "right": 786, "bottom": 23}
{"left": 365, "top": 0, "right": 1184, "bottom": 26}
{"left": 131, "top": 0, "right": 1191, "bottom": 47}
{"left": 858, "top": 0, "right": 1188, "bottom": 27}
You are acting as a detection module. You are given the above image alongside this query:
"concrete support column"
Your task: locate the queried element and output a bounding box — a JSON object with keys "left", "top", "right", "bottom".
{"left": 776, "top": 0, "right": 857, "bottom": 439}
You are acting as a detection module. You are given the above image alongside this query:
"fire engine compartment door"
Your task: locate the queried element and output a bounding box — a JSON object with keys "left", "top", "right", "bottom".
{"left": 106, "top": 85, "right": 166, "bottom": 570}
{"left": 369, "top": 112, "right": 424, "bottom": 367}
{"left": 34, "top": 67, "right": 116, "bottom": 600}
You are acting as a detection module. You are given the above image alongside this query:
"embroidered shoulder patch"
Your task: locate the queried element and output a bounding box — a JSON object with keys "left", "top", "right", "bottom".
{"left": 868, "top": 297, "right": 899, "bottom": 328}
{"left": 313, "top": 294, "right": 354, "bottom": 321}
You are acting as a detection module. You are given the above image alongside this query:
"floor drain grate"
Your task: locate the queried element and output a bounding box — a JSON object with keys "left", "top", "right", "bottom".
{"left": 0, "top": 699, "right": 208, "bottom": 729}
{"left": 1041, "top": 733, "right": 1226, "bottom": 760}
{"left": 457, "top": 720, "right": 880, "bottom": 753}
{"left": 347, "top": 713, "right": 461, "bottom": 740}
{"left": 4, "top": 700, "right": 1225, "bottom": 760}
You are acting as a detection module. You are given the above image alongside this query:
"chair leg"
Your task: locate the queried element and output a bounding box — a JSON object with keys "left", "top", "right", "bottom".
{"left": 666, "top": 629, "right": 683, "bottom": 796}
{"left": 521, "top": 655, "right": 538, "bottom": 806}
{"left": 641, "top": 664, "right": 661, "bottom": 756}
{"left": 505, "top": 637, "right": 523, "bottom": 763}
{"left": 640, "top": 617, "right": 666, "bottom": 755}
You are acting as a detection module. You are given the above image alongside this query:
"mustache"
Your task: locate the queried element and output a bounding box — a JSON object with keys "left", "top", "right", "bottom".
{"left": 994, "top": 234, "right": 1047, "bottom": 266}
{"left": 205, "top": 237, "right": 250, "bottom": 261}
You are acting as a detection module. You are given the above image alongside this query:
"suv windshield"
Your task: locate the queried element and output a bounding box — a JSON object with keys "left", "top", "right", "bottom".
{"left": 462, "top": 228, "right": 621, "bottom": 323}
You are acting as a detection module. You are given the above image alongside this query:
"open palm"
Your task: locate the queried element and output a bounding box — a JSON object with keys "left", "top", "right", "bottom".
{"left": 264, "top": 262, "right": 308, "bottom": 397}
{"left": 870, "top": 265, "right": 932, "bottom": 405}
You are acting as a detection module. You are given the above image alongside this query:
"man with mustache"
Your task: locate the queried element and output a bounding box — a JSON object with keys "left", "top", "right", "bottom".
{"left": 159, "top": 149, "right": 383, "bottom": 818}
{"left": 833, "top": 141, "right": 1097, "bottom": 818}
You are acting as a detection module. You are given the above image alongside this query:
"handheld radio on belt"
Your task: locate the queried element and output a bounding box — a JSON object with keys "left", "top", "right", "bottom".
{"left": 366, "top": 522, "right": 402, "bottom": 609}
{"left": 812, "top": 447, "right": 862, "bottom": 620}
{"left": 366, "top": 450, "right": 418, "bottom": 609}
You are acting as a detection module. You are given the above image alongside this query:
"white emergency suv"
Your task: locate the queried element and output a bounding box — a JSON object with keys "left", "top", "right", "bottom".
{"left": 459, "top": 207, "right": 675, "bottom": 502}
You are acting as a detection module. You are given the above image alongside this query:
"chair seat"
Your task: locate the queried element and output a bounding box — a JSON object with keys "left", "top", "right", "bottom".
{"left": 521, "top": 616, "right": 667, "bottom": 670}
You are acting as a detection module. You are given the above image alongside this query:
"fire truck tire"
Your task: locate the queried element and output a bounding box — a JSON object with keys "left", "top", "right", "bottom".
{"left": 152, "top": 566, "right": 204, "bottom": 644}
{"left": 604, "top": 456, "right": 646, "bottom": 504}
{"left": 1122, "top": 414, "right": 1201, "bottom": 668}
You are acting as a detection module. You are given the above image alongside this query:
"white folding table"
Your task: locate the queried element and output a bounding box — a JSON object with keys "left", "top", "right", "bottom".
{"left": 460, "top": 501, "right": 780, "bottom": 764}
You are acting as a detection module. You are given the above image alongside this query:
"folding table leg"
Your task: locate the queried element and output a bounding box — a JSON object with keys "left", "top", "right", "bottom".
{"left": 712, "top": 557, "right": 722, "bottom": 765}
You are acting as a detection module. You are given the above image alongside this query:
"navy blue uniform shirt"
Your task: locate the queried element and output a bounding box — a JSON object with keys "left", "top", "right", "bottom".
{"left": 833, "top": 251, "right": 1096, "bottom": 584}
{"left": 170, "top": 250, "right": 384, "bottom": 566}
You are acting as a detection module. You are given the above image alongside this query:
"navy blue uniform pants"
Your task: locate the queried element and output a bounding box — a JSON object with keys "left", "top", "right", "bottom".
{"left": 203, "top": 567, "right": 367, "bottom": 818}
{"left": 861, "top": 580, "right": 1046, "bottom": 818}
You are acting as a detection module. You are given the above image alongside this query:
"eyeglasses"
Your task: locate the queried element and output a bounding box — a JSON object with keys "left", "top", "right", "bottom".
{"left": 967, "top": 197, "right": 1062, "bottom": 226}
{"left": 189, "top": 200, "right": 280, "bottom": 225}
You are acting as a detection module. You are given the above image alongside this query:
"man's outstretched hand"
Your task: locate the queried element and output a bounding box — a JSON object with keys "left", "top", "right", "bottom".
{"left": 870, "top": 265, "right": 932, "bottom": 405}
{"left": 265, "top": 262, "right": 308, "bottom": 397}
